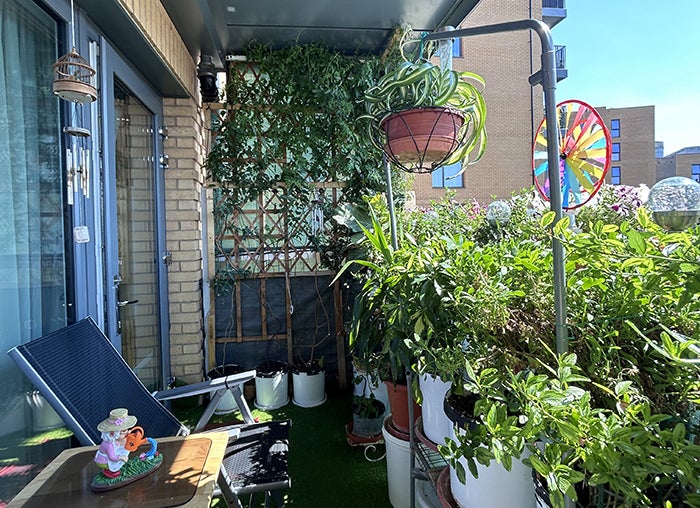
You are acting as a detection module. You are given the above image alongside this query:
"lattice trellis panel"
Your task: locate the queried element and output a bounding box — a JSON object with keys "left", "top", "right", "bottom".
{"left": 214, "top": 182, "right": 347, "bottom": 277}
{"left": 207, "top": 60, "right": 356, "bottom": 386}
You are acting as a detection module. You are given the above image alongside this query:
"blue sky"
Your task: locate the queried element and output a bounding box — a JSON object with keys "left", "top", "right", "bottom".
{"left": 553, "top": 1, "right": 700, "bottom": 155}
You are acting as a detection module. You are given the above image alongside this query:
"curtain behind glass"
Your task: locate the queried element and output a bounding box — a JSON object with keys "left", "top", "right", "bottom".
{"left": 0, "top": 0, "right": 66, "bottom": 426}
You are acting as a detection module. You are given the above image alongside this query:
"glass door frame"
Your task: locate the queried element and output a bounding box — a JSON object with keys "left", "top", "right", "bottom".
{"left": 100, "top": 37, "right": 170, "bottom": 387}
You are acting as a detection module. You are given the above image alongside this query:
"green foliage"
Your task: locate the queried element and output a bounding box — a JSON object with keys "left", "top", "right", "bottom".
{"left": 207, "top": 42, "right": 404, "bottom": 276}
{"left": 346, "top": 186, "right": 700, "bottom": 507}
{"left": 352, "top": 393, "right": 385, "bottom": 419}
{"left": 360, "top": 30, "right": 487, "bottom": 166}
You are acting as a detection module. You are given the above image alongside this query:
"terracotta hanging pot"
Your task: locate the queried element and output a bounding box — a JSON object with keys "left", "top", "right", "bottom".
{"left": 380, "top": 107, "right": 465, "bottom": 172}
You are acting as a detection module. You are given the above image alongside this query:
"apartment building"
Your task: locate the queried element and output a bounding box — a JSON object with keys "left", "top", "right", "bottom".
{"left": 595, "top": 105, "right": 656, "bottom": 187}
{"left": 411, "top": 0, "right": 568, "bottom": 206}
{"left": 657, "top": 146, "right": 700, "bottom": 182}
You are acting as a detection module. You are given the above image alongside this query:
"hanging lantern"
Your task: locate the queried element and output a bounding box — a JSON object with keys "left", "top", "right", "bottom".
{"left": 52, "top": 48, "right": 97, "bottom": 103}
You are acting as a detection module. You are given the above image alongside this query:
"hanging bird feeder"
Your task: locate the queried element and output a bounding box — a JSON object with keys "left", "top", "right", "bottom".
{"left": 52, "top": 48, "right": 97, "bottom": 103}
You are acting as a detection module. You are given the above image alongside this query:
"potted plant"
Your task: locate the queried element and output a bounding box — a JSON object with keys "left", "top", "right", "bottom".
{"left": 435, "top": 197, "right": 700, "bottom": 508}
{"left": 291, "top": 356, "right": 327, "bottom": 408}
{"left": 361, "top": 31, "right": 487, "bottom": 172}
{"left": 351, "top": 373, "right": 387, "bottom": 438}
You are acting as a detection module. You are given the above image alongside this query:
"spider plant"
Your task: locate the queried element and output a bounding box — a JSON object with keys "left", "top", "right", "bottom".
{"left": 361, "top": 31, "right": 487, "bottom": 166}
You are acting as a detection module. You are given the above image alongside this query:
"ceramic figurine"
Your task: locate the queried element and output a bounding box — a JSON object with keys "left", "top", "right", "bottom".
{"left": 94, "top": 408, "right": 136, "bottom": 477}
{"left": 91, "top": 408, "right": 163, "bottom": 492}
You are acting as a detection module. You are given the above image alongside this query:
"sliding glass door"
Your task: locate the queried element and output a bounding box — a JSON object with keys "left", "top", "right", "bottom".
{"left": 0, "top": 0, "right": 69, "bottom": 434}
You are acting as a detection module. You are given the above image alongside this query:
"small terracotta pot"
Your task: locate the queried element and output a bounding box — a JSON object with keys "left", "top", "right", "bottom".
{"left": 384, "top": 380, "right": 422, "bottom": 434}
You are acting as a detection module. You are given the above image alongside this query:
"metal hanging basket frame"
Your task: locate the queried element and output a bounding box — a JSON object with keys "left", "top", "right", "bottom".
{"left": 379, "top": 107, "right": 468, "bottom": 174}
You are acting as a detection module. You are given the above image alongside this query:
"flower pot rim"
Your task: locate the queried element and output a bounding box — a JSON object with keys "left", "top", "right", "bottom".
{"left": 255, "top": 360, "right": 289, "bottom": 377}
{"left": 379, "top": 106, "right": 465, "bottom": 128}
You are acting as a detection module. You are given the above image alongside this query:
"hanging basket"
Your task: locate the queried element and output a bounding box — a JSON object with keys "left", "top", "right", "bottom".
{"left": 380, "top": 107, "right": 465, "bottom": 173}
{"left": 52, "top": 48, "right": 97, "bottom": 103}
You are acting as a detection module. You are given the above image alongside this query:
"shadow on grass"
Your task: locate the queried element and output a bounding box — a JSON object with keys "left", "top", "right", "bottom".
{"left": 175, "top": 384, "right": 391, "bottom": 508}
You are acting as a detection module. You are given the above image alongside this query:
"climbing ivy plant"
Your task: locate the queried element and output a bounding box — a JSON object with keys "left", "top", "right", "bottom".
{"left": 206, "top": 42, "right": 403, "bottom": 287}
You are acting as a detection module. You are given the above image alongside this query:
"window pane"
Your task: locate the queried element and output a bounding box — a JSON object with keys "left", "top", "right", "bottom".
{"left": 432, "top": 167, "right": 444, "bottom": 188}
{"left": 0, "top": 0, "right": 67, "bottom": 435}
{"left": 444, "top": 163, "right": 463, "bottom": 188}
{"left": 612, "top": 143, "right": 620, "bottom": 161}
{"left": 611, "top": 166, "right": 621, "bottom": 184}
{"left": 610, "top": 119, "right": 620, "bottom": 138}
{"left": 452, "top": 39, "right": 461, "bottom": 57}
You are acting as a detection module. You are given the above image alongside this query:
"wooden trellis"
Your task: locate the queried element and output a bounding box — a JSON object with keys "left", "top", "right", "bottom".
{"left": 206, "top": 60, "right": 358, "bottom": 385}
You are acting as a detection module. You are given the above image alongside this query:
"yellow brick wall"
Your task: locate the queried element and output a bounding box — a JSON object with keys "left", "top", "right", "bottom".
{"left": 595, "top": 105, "right": 656, "bottom": 186}
{"left": 116, "top": 2, "right": 209, "bottom": 381}
{"left": 116, "top": 0, "right": 198, "bottom": 98}
{"left": 162, "top": 96, "right": 209, "bottom": 381}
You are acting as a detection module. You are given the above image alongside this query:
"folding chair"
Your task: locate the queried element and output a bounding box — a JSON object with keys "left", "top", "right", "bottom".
{"left": 7, "top": 317, "right": 290, "bottom": 507}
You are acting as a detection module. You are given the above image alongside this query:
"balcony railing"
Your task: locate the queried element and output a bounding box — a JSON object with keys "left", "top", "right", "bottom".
{"left": 542, "top": 0, "right": 567, "bottom": 28}
{"left": 543, "top": 0, "right": 565, "bottom": 8}
{"left": 555, "top": 45, "right": 566, "bottom": 70}
{"left": 555, "top": 45, "right": 567, "bottom": 81}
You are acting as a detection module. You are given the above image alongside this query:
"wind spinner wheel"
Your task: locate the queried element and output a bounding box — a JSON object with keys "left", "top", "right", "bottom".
{"left": 532, "top": 99, "right": 611, "bottom": 209}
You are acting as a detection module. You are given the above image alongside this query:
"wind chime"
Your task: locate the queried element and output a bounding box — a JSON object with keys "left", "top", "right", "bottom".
{"left": 51, "top": 0, "right": 97, "bottom": 205}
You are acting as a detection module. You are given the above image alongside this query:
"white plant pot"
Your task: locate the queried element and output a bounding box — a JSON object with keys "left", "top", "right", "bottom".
{"left": 419, "top": 373, "right": 451, "bottom": 446}
{"left": 27, "top": 391, "right": 63, "bottom": 431}
{"left": 215, "top": 390, "right": 239, "bottom": 415}
{"left": 208, "top": 365, "right": 243, "bottom": 415}
{"left": 292, "top": 370, "right": 326, "bottom": 408}
{"left": 382, "top": 415, "right": 411, "bottom": 508}
{"left": 448, "top": 422, "right": 536, "bottom": 508}
{"left": 254, "top": 362, "right": 289, "bottom": 410}
{"left": 353, "top": 365, "right": 390, "bottom": 419}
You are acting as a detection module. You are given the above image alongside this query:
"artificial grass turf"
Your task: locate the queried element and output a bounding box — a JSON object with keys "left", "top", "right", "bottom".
{"left": 175, "top": 384, "right": 392, "bottom": 507}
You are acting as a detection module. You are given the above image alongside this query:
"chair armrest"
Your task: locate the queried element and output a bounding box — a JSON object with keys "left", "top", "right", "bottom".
{"left": 153, "top": 370, "right": 256, "bottom": 401}
{"left": 154, "top": 369, "right": 258, "bottom": 428}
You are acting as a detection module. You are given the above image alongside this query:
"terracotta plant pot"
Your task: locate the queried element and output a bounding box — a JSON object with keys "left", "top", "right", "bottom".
{"left": 380, "top": 107, "right": 465, "bottom": 170}
{"left": 384, "top": 380, "right": 422, "bottom": 435}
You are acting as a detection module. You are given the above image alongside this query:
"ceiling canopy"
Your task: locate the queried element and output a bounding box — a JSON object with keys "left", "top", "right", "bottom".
{"left": 161, "top": 0, "right": 483, "bottom": 68}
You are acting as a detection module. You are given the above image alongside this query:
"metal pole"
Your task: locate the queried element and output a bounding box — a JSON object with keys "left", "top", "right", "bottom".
{"left": 423, "top": 19, "right": 567, "bottom": 355}
{"left": 424, "top": 19, "right": 571, "bottom": 508}
{"left": 384, "top": 153, "right": 399, "bottom": 250}
{"left": 384, "top": 155, "right": 418, "bottom": 508}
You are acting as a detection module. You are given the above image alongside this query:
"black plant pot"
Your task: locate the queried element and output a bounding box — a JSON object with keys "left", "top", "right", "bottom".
{"left": 352, "top": 398, "right": 386, "bottom": 438}
{"left": 443, "top": 391, "right": 480, "bottom": 430}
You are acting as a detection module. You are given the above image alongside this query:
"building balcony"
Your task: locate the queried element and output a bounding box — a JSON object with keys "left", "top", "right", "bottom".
{"left": 543, "top": 0, "right": 567, "bottom": 28}
{"left": 555, "top": 44, "right": 568, "bottom": 81}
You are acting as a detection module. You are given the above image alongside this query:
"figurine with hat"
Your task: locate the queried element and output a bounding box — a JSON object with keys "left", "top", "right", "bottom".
{"left": 91, "top": 408, "right": 162, "bottom": 491}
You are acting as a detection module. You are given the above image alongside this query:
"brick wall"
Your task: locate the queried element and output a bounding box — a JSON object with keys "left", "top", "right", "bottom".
{"left": 162, "top": 98, "right": 209, "bottom": 382}
{"left": 596, "top": 105, "right": 656, "bottom": 187}
{"left": 116, "top": 0, "right": 198, "bottom": 97}
{"left": 412, "top": 0, "right": 544, "bottom": 206}
{"left": 120, "top": 1, "right": 210, "bottom": 381}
